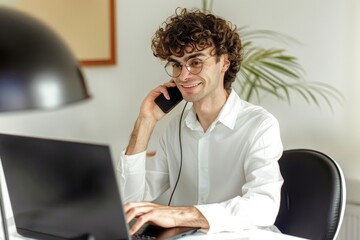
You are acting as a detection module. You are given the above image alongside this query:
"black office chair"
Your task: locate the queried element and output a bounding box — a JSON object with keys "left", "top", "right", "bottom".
{"left": 274, "top": 149, "right": 346, "bottom": 240}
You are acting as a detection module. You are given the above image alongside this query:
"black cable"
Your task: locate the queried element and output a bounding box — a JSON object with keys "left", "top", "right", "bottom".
{"left": 168, "top": 101, "right": 188, "bottom": 206}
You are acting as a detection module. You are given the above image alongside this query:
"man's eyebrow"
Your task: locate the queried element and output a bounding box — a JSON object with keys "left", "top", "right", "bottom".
{"left": 167, "top": 58, "right": 179, "bottom": 63}
{"left": 168, "top": 53, "right": 207, "bottom": 63}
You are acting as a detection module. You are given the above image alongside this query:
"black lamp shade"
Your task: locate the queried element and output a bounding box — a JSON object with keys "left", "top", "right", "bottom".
{"left": 0, "top": 7, "right": 90, "bottom": 112}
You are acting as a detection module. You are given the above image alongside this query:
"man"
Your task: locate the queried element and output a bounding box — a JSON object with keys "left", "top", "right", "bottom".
{"left": 118, "top": 8, "right": 283, "bottom": 235}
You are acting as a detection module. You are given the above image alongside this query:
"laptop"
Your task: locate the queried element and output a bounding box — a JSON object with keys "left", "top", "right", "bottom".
{"left": 0, "top": 133, "right": 198, "bottom": 240}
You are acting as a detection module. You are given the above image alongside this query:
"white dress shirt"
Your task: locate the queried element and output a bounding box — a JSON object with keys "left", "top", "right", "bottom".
{"left": 118, "top": 90, "right": 283, "bottom": 234}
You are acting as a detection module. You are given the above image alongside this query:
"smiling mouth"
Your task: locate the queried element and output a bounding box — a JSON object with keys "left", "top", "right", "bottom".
{"left": 181, "top": 82, "right": 202, "bottom": 88}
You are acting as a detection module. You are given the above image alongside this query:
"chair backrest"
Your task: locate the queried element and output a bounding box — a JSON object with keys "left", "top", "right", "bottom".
{"left": 274, "top": 149, "right": 346, "bottom": 240}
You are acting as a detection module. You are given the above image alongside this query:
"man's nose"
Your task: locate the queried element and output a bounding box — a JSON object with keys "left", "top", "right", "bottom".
{"left": 178, "top": 65, "right": 191, "bottom": 81}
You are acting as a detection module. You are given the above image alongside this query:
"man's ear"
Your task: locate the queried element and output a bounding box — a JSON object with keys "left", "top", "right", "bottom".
{"left": 221, "top": 55, "right": 230, "bottom": 72}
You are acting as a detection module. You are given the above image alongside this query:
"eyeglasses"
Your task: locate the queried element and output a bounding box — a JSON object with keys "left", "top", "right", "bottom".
{"left": 164, "top": 56, "right": 214, "bottom": 78}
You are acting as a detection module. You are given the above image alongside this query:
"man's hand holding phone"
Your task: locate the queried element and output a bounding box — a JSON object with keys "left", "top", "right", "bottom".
{"left": 154, "top": 85, "right": 183, "bottom": 113}
{"left": 138, "top": 82, "right": 172, "bottom": 118}
{"left": 126, "top": 81, "right": 182, "bottom": 155}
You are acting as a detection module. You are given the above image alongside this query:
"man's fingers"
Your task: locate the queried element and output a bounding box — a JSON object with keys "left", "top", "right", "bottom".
{"left": 129, "top": 213, "right": 153, "bottom": 236}
{"left": 124, "top": 202, "right": 158, "bottom": 223}
{"left": 124, "top": 201, "right": 154, "bottom": 212}
{"left": 158, "top": 85, "right": 170, "bottom": 100}
{"left": 124, "top": 202, "right": 187, "bottom": 235}
{"left": 124, "top": 202, "right": 139, "bottom": 213}
{"left": 156, "top": 81, "right": 177, "bottom": 100}
{"left": 126, "top": 206, "right": 154, "bottom": 223}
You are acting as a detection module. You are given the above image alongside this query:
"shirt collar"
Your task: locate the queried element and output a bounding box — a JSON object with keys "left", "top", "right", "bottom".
{"left": 185, "top": 89, "right": 242, "bottom": 131}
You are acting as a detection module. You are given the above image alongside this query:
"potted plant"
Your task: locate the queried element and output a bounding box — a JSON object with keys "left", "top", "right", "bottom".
{"left": 201, "top": 0, "right": 343, "bottom": 110}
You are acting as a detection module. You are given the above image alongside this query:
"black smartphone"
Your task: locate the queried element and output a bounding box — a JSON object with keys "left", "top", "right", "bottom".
{"left": 154, "top": 86, "right": 183, "bottom": 113}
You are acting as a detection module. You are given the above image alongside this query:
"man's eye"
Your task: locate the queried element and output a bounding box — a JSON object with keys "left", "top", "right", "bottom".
{"left": 172, "top": 62, "right": 182, "bottom": 69}
{"left": 190, "top": 59, "right": 202, "bottom": 67}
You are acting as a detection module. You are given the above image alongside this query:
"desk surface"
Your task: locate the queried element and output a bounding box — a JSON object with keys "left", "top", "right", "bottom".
{"left": 182, "top": 229, "right": 308, "bottom": 240}
{"left": 5, "top": 230, "right": 308, "bottom": 240}
{"left": 3, "top": 220, "right": 307, "bottom": 240}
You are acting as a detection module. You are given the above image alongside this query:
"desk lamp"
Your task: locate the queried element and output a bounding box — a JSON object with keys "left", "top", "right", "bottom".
{"left": 0, "top": 6, "right": 90, "bottom": 239}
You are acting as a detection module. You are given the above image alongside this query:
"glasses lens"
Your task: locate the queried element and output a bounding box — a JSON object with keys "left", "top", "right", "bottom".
{"left": 187, "top": 58, "right": 203, "bottom": 75}
{"left": 164, "top": 57, "right": 208, "bottom": 78}
{"left": 165, "top": 62, "right": 181, "bottom": 78}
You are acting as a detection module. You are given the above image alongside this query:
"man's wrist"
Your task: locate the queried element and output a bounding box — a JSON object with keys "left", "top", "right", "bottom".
{"left": 176, "top": 206, "right": 209, "bottom": 230}
{"left": 125, "top": 116, "right": 157, "bottom": 155}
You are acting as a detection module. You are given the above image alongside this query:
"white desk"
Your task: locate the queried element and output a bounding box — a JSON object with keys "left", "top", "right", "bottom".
{"left": 4, "top": 230, "right": 308, "bottom": 240}
{"left": 181, "top": 229, "right": 308, "bottom": 240}
{"left": 2, "top": 220, "right": 307, "bottom": 240}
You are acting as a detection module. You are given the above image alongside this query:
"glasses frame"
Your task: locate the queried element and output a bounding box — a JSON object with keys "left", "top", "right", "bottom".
{"left": 164, "top": 55, "right": 214, "bottom": 78}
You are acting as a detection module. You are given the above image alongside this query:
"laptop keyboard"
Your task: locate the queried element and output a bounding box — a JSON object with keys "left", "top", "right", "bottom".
{"left": 132, "top": 233, "right": 156, "bottom": 240}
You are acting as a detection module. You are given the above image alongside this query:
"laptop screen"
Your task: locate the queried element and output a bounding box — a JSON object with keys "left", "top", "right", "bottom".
{"left": 0, "top": 133, "right": 130, "bottom": 240}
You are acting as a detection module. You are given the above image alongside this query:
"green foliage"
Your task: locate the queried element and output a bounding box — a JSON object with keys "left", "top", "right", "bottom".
{"left": 201, "top": 0, "right": 343, "bottom": 110}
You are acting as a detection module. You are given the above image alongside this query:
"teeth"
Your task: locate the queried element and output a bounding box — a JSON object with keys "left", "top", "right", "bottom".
{"left": 183, "top": 83, "right": 200, "bottom": 88}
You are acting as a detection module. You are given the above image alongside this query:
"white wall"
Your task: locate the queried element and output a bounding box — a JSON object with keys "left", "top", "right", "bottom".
{"left": 0, "top": 0, "right": 359, "bottom": 192}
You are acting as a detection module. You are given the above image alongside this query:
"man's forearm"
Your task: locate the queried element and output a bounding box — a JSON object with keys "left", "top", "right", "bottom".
{"left": 176, "top": 206, "right": 210, "bottom": 229}
{"left": 124, "top": 202, "right": 209, "bottom": 235}
{"left": 125, "top": 116, "right": 157, "bottom": 155}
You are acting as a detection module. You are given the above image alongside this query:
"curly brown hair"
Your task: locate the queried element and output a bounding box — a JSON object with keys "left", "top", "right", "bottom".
{"left": 151, "top": 8, "right": 242, "bottom": 92}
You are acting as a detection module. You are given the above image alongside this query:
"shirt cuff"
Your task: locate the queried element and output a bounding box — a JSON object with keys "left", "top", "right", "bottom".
{"left": 118, "top": 149, "right": 147, "bottom": 173}
{"left": 195, "top": 203, "right": 241, "bottom": 234}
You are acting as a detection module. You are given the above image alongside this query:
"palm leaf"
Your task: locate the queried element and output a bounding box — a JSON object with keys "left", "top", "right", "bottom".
{"left": 201, "top": 0, "right": 344, "bottom": 110}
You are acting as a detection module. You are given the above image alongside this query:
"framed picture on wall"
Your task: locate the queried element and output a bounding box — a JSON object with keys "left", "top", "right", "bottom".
{"left": 9, "top": 0, "right": 116, "bottom": 66}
